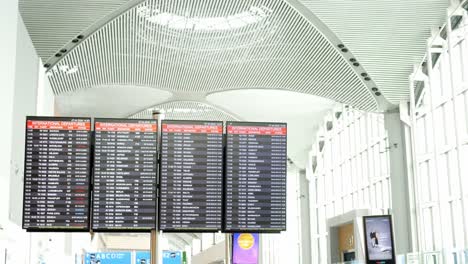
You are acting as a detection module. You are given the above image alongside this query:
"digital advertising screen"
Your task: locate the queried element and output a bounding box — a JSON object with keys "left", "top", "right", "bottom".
{"left": 22, "top": 116, "right": 92, "bottom": 231}
{"left": 232, "top": 233, "right": 259, "bottom": 264}
{"left": 92, "top": 118, "right": 158, "bottom": 231}
{"left": 159, "top": 120, "right": 223, "bottom": 232}
{"left": 162, "top": 251, "right": 182, "bottom": 264}
{"left": 84, "top": 252, "right": 132, "bottom": 264}
{"left": 363, "top": 215, "right": 396, "bottom": 264}
{"left": 135, "top": 251, "right": 150, "bottom": 264}
{"left": 224, "top": 122, "right": 287, "bottom": 232}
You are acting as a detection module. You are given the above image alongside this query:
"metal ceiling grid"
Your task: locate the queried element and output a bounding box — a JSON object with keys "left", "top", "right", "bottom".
{"left": 129, "top": 101, "right": 239, "bottom": 121}
{"left": 18, "top": 0, "right": 132, "bottom": 61}
{"left": 299, "top": 0, "right": 449, "bottom": 104}
{"left": 45, "top": 0, "right": 381, "bottom": 111}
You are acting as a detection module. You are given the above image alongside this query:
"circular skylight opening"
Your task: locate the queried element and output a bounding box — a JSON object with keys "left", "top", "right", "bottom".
{"left": 137, "top": 5, "right": 273, "bottom": 31}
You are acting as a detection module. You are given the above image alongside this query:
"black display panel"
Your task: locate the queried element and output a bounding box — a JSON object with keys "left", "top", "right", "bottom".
{"left": 159, "top": 120, "right": 223, "bottom": 231}
{"left": 224, "top": 122, "right": 287, "bottom": 232}
{"left": 22, "top": 116, "right": 92, "bottom": 231}
{"left": 92, "top": 119, "right": 157, "bottom": 231}
{"left": 363, "top": 215, "right": 396, "bottom": 264}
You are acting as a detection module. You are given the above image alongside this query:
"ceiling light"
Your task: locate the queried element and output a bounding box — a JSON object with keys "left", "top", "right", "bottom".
{"left": 48, "top": 64, "right": 79, "bottom": 75}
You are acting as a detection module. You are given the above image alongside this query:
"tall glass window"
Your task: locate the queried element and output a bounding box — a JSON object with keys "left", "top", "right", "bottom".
{"left": 307, "top": 106, "right": 391, "bottom": 264}
{"left": 411, "top": 9, "right": 468, "bottom": 259}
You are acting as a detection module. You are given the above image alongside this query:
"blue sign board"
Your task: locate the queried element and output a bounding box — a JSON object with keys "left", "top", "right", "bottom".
{"left": 163, "top": 251, "right": 182, "bottom": 264}
{"left": 136, "top": 251, "right": 151, "bottom": 264}
{"left": 85, "top": 252, "right": 132, "bottom": 264}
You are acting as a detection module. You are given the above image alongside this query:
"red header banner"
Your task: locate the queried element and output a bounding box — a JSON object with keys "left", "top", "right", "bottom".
{"left": 27, "top": 120, "right": 91, "bottom": 131}
{"left": 227, "top": 126, "right": 287, "bottom": 135}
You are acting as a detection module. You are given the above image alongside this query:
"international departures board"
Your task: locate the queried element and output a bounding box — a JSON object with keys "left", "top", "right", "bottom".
{"left": 225, "top": 122, "right": 287, "bottom": 232}
{"left": 23, "top": 116, "right": 92, "bottom": 230}
{"left": 92, "top": 118, "right": 157, "bottom": 231}
{"left": 159, "top": 120, "right": 223, "bottom": 231}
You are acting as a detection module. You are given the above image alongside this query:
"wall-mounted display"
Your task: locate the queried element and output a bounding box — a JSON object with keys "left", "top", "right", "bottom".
{"left": 363, "top": 215, "right": 396, "bottom": 264}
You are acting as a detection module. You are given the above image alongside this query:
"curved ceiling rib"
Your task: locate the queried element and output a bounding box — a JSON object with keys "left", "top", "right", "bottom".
{"left": 39, "top": 0, "right": 388, "bottom": 111}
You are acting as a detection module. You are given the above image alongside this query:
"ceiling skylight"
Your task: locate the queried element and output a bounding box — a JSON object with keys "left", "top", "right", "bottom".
{"left": 137, "top": 5, "right": 272, "bottom": 31}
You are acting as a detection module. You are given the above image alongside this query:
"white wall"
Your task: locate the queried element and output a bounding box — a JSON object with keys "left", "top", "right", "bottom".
{"left": 0, "top": 0, "right": 19, "bottom": 228}
{"left": 9, "top": 14, "right": 40, "bottom": 225}
{"left": 0, "top": 9, "right": 57, "bottom": 264}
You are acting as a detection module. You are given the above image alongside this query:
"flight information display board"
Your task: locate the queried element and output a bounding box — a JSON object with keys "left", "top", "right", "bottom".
{"left": 225, "top": 122, "right": 287, "bottom": 232}
{"left": 23, "top": 116, "right": 92, "bottom": 231}
{"left": 92, "top": 119, "right": 157, "bottom": 231}
{"left": 159, "top": 120, "right": 223, "bottom": 231}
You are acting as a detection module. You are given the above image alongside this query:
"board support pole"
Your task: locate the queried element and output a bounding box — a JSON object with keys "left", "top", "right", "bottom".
{"left": 225, "top": 233, "right": 231, "bottom": 264}
{"left": 151, "top": 110, "right": 164, "bottom": 264}
{"left": 151, "top": 229, "right": 158, "bottom": 264}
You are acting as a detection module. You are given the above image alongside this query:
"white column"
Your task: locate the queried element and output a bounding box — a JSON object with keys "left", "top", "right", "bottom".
{"left": 298, "top": 169, "right": 312, "bottom": 264}
{"left": 384, "top": 111, "right": 413, "bottom": 255}
{"left": 0, "top": 0, "right": 19, "bottom": 226}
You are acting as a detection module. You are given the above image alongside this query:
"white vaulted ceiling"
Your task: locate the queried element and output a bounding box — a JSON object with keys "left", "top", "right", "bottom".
{"left": 299, "top": 0, "right": 449, "bottom": 104}
{"left": 19, "top": 0, "right": 133, "bottom": 60}
{"left": 23, "top": 0, "right": 391, "bottom": 111}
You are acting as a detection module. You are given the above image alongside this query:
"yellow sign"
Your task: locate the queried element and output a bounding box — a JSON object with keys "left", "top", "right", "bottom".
{"left": 238, "top": 233, "right": 255, "bottom": 250}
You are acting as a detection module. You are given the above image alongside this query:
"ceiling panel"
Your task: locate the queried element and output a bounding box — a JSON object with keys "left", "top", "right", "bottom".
{"left": 299, "top": 0, "right": 450, "bottom": 104}
{"left": 19, "top": 0, "right": 133, "bottom": 61}
{"left": 43, "top": 0, "right": 384, "bottom": 111}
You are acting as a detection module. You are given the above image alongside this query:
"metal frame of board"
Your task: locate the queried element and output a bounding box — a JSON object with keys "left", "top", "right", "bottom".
{"left": 223, "top": 121, "right": 287, "bottom": 233}
{"left": 90, "top": 118, "right": 158, "bottom": 233}
{"left": 22, "top": 116, "right": 93, "bottom": 232}
{"left": 362, "top": 215, "right": 396, "bottom": 264}
{"left": 22, "top": 117, "right": 289, "bottom": 235}
{"left": 158, "top": 119, "right": 224, "bottom": 233}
